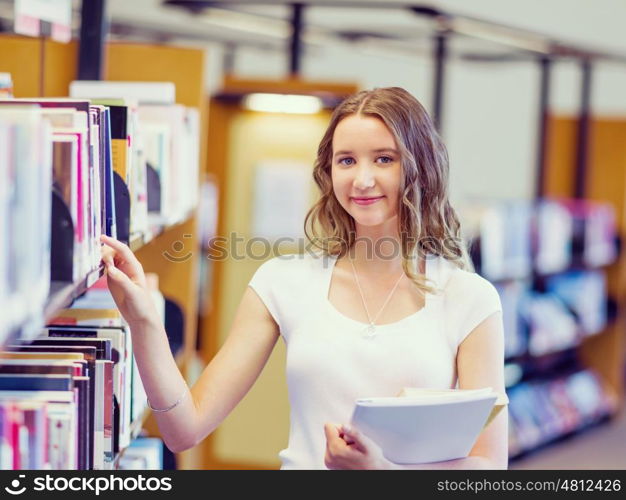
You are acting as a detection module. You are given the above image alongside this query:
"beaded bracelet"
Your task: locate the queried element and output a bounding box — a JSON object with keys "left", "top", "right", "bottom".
{"left": 147, "top": 388, "right": 188, "bottom": 413}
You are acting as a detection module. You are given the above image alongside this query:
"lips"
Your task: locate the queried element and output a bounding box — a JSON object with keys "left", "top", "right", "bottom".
{"left": 351, "top": 196, "right": 385, "bottom": 206}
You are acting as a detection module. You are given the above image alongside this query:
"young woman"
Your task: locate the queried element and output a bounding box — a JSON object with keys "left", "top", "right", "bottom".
{"left": 100, "top": 87, "right": 507, "bottom": 470}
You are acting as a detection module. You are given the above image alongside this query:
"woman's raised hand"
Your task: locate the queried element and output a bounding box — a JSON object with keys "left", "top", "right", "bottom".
{"left": 100, "top": 234, "right": 158, "bottom": 325}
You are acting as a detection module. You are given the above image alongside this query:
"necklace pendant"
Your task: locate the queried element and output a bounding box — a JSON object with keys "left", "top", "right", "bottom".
{"left": 363, "top": 324, "right": 376, "bottom": 339}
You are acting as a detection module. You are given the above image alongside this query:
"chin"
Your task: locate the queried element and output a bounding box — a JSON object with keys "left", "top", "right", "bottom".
{"left": 350, "top": 214, "right": 390, "bottom": 227}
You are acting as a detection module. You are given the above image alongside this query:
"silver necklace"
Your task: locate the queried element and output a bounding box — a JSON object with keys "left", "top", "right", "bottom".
{"left": 349, "top": 258, "right": 405, "bottom": 339}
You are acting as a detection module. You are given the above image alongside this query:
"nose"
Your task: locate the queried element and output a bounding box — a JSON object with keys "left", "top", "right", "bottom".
{"left": 353, "top": 163, "right": 375, "bottom": 190}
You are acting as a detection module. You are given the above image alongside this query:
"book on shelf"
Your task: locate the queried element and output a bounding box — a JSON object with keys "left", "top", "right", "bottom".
{"left": 0, "top": 359, "right": 93, "bottom": 469}
{"left": 22, "top": 338, "right": 115, "bottom": 468}
{"left": 349, "top": 387, "right": 507, "bottom": 464}
{"left": 535, "top": 200, "right": 574, "bottom": 274}
{"left": 508, "top": 369, "right": 614, "bottom": 458}
{"left": 465, "top": 198, "right": 617, "bottom": 280}
{"left": 49, "top": 308, "right": 125, "bottom": 328}
{"left": 546, "top": 271, "right": 608, "bottom": 336}
{"left": 0, "top": 390, "right": 77, "bottom": 470}
{"left": 557, "top": 199, "right": 618, "bottom": 268}
{"left": 3, "top": 345, "right": 98, "bottom": 470}
{"left": 0, "top": 316, "right": 145, "bottom": 471}
{"left": 0, "top": 87, "right": 201, "bottom": 343}
{"left": 118, "top": 436, "right": 164, "bottom": 470}
{"left": 495, "top": 280, "right": 529, "bottom": 359}
{"left": 520, "top": 292, "right": 580, "bottom": 357}
{"left": 45, "top": 325, "right": 132, "bottom": 451}
{"left": 0, "top": 98, "right": 107, "bottom": 281}
{"left": 464, "top": 198, "right": 616, "bottom": 368}
{"left": 0, "top": 84, "right": 197, "bottom": 470}
{"left": 475, "top": 202, "right": 533, "bottom": 281}
{"left": 0, "top": 104, "right": 52, "bottom": 342}
{"left": 70, "top": 81, "right": 200, "bottom": 227}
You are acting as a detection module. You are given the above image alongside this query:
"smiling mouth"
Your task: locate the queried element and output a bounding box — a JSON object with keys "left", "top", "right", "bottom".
{"left": 351, "top": 196, "right": 385, "bottom": 205}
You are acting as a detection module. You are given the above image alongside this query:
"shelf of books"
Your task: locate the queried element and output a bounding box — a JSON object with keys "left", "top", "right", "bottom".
{"left": 0, "top": 91, "right": 199, "bottom": 469}
{"left": 0, "top": 35, "right": 208, "bottom": 469}
{"left": 464, "top": 197, "right": 621, "bottom": 460}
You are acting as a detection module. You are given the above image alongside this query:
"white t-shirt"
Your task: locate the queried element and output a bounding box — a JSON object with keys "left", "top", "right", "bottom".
{"left": 248, "top": 252, "right": 502, "bottom": 469}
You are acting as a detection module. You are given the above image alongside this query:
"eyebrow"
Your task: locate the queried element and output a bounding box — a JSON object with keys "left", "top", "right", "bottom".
{"left": 333, "top": 148, "right": 399, "bottom": 158}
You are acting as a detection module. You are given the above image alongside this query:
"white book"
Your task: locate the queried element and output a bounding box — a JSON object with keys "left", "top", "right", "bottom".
{"left": 350, "top": 387, "right": 507, "bottom": 465}
{"left": 0, "top": 391, "right": 77, "bottom": 469}
{"left": 0, "top": 105, "right": 51, "bottom": 339}
{"left": 0, "top": 118, "right": 8, "bottom": 322}
{"left": 47, "top": 404, "right": 78, "bottom": 470}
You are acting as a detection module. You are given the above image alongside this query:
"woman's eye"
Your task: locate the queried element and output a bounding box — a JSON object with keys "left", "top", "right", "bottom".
{"left": 338, "top": 157, "right": 355, "bottom": 166}
{"left": 377, "top": 156, "right": 394, "bottom": 164}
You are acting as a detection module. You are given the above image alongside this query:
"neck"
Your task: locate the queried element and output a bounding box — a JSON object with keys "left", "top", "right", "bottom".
{"left": 350, "top": 217, "right": 405, "bottom": 275}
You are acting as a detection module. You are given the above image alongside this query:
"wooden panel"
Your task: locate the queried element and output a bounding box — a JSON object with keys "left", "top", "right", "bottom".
{"left": 581, "top": 118, "right": 626, "bottom": 400}
{"left": 543, "top": 115, "right": 577, "bottom": 198}
{"left": 201, "top": 99, "right": 236, "bottom": 359}
{"left": 0, "top": 34, "right": 43, "bottom": 97}
{"left": 42, "top": 39, "right": 77, "bottom": 97}
{"left": 587, "top": 119, "right": 626, "bottom": 231}
{"left": 105, "top": 43, "right": 205, "bottom": 109}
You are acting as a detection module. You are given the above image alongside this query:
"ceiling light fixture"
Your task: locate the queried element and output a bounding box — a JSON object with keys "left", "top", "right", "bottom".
{"left": 243, "top": 93, "right": 322, "bottom": 114}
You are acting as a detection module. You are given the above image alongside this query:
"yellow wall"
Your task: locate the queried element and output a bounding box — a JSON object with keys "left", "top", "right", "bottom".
{"left": 213, "top": 110, "right": 331, "bottom": 465}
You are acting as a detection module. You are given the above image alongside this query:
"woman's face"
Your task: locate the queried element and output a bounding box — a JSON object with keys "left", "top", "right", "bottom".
{"left": 331, "top": 114, "right": 402, "bottom": 228}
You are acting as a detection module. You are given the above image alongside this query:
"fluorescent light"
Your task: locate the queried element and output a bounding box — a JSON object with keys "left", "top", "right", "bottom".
{"left": 199, "top": 9, "right": 290, "bottom": 39}
{"left": 452, "top": 18, "right": 551, "bottom": 54}
{"left": 243, "top": 93, "right": 323, "bottom": 114}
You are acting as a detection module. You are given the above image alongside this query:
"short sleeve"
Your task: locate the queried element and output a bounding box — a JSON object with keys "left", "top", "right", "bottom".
{"left": 248, "top": 257, "right": 282, "bottom": 329}
{"left": 448, "top": 271, "right": 503, "bottom": 346}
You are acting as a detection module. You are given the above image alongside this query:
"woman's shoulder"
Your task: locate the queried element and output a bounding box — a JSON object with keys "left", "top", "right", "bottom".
{"left": 435, "top": 257, "right": 500, "bottom": 302}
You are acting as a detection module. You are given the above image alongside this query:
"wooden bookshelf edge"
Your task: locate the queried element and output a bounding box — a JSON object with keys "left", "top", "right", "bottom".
{"left": 129, "top": 211, "right": 197, "bottom": 253}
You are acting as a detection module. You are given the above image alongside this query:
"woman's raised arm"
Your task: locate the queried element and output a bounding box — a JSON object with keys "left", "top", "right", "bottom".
{"left": 101, "top": 235, "right": 280, "bottom": 453}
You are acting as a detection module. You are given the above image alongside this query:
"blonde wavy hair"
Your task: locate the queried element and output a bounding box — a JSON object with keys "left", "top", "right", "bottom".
{"left": 304, "top": 87, "right": 471, "bottom": 294}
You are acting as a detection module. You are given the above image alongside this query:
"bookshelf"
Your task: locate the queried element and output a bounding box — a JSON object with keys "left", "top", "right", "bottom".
{"left": 545, "top": 116, "right": 626, "bottom": 399}
{"left": 466, "top": 195, "right": 620, "bottom": 459}
{"left": 468, "top": 114, "right": 626, "bottom": 461}
{"left": 0, "top": 34, "right": 208, "bottom": 470}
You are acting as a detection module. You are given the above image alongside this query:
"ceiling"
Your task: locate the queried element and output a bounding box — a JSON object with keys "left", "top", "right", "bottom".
{"left": 1, "top": 0, "right": 626, "bottom": 64}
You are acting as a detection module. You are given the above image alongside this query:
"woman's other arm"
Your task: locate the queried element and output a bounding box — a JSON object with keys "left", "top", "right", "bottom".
{"left": 388, "top": 310, "right": 508, "bottom": 469}
{"left": 327, "top": 311, "right": 508, "bottom": 470}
